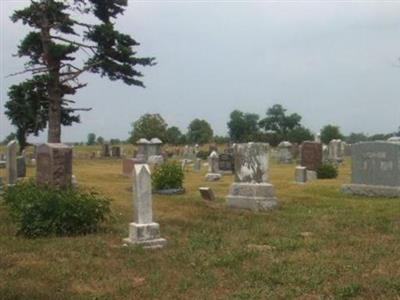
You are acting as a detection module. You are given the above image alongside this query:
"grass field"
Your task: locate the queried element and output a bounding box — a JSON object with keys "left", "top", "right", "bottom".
{"left": 1, "top": 154, "right": 400, "bottom": 299}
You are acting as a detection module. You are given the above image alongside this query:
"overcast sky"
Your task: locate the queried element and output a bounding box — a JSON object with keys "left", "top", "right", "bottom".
{"left": 1, "top": 0, "right": 400, "bottom": 143}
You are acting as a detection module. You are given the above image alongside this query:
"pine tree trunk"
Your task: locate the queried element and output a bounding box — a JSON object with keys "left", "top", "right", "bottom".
{"left": 47, "top": 79, "right": 62, "bottom": 143}
{"left": 40, "top": 13, "right": 62, "bottom": 143}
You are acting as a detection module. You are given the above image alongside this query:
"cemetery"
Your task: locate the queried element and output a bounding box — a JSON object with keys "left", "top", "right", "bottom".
{"left": 1, "top": 1, "right": 400, "bottom": 299}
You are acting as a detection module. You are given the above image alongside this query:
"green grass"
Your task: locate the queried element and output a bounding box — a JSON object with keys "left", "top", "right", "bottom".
{"left": 1, "top": 154, "right": 400, "bottom": 299}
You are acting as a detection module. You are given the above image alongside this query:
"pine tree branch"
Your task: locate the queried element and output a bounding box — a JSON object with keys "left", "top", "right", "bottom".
{"left": 60, "top": 62, "right": 101, "bottom": 83}
{"left": 50, "top": 35, "right": 97, "bottom": 51}
{"left": 6, "top": 67, "right": 48, "bottom": 77}
{"left": 65, "top": 107, "right": 92, "bottom": 112}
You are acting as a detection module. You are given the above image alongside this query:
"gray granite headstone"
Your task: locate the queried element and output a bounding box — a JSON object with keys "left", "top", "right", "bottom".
{"left": 277, "top": 141, "right": 293, "bottom": 164}
{"left": 295, "top": 166, "right": 307, "bottom": 184}
{"left": 6, "top": 140, "right": 17, "bottom": 185}
{"left": 17, "top": 156, "right": 26, "bottom": 178}
{"left": 342, "top": 142, "right": 400, "bottom": 197}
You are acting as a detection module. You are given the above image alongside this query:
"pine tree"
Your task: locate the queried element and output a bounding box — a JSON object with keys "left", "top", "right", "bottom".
{"left": 10, "top": 0, "right": 155, "bottom": 143}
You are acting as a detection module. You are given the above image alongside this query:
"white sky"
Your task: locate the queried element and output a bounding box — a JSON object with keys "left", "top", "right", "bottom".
{"left": 1, "top": 0, "right": 400, "bottom": 142}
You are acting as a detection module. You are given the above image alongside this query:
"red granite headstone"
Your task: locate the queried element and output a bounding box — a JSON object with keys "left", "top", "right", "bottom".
{"left": 300, "top": 141, "right": 322, "bottom": 171}
{"left": 36, "top": 143, "right": 72, "bottom": 188}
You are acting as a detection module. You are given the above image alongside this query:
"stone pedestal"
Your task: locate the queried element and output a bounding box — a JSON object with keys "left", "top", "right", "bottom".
{"left": 36, "top": 143, "right": 72, "bottom": 188}
{"left": 295, "top": 166, "right": 307, "bottom": 183}
{"left": 226, "top": 183, "right": 278, "bottom": 212}
{"left": 124, "top": 222, "right": 167, "bottom": 249}
{"left": 342, "top": 184, "right": 400, "bottom": 198}
{"left": 306, "top": 170, "right": 317, "bottom": 182}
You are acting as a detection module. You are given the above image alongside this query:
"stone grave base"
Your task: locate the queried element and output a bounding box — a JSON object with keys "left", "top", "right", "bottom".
{"left": 219, "top": 170, "right": 233, "bottom": 175}
{"left": 124, "top": 222, "right": 167, "bottom": 249}
{"left": 226, "top": 183, "right": 278, "bottom": 212}
{"left": 306, "top": 170, "right": 317, "bottom": 182}
{"left": 342, "top": 184, "right": 400, "bottom": 198}
{"left": 205, "top": 173, "right": 222, "bottom": 181}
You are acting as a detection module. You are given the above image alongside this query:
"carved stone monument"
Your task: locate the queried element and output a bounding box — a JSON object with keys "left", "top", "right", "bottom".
{"left": 124, "top": 164, "right": 167, "bottom": 249}
{"left": 36, "top": 143, "right": 72, "bottom": 188}
{"left": 226, "top": 143, "right": 278, "bottom": 211}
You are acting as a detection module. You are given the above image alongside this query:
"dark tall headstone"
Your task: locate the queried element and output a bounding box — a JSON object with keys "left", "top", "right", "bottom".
{"left": 300, "top": 141, "right": 322, "bottom": 171}
{"left": 17, "top": 156, "right": 26, "bottom": 178}
{"left": 111, "top": 146, "right": 121, "bottom": 158}
{"left": 102, "top": 143, "right": 110, "bottom": 157}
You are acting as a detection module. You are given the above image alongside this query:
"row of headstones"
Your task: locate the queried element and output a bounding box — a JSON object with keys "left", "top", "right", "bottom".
{"left": 1, "top": 141, "right": 27, "bottom": 188}
{"left": 125, "top": 142, "right": 278, "bottom": 249}
{"left": 127, "top": 140, "right": 400, "bottom": 250}
{"left": 277, "top": 139, "right": 350, "bottom": 165}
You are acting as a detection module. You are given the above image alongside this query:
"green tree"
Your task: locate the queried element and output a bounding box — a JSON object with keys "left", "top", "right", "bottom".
{"left": 96, "top": 136, "right": 104, "bottom": 145}
{"left": 165, "top": 126, "right": 183, "bottom": 145}
{"left": 187, "top": 119, "right": 213, "bottom": 144}
{"left": 87, "top": 133, "right": 96, "bottom": 145}
{"left": 259, "top": 104, "right": 302, "bottom": 142}
{"left": 129, "top": 113, "right": 167, "bottom": 143}
{"left": 10, "top": 0, "right": 154, "bottom": 143}
{"left": 346, "top": 132, "right": 368, "bottom": 144}
{"left": 110, "top": 138, "right": 121, "bottom": 145}
{"left": 227, "top": 110, "right": 260, "bottom": 142}
{"left": 5, "top": 76, "right": 80, "bottom": 153}
{"left": 1, "top": 133, "right": 17, "bottom": 146}
{"left": 287, "top": 126, "right": 314, "bottom": 144}
{"left": 320, "top": 125, "right": 344, "bottom": 144}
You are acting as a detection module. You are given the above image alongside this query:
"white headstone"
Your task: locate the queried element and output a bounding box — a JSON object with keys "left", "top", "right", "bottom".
{"left": 124, "top": 164, "right": 166, "bottom": 249}
{"left": 134, "top": 164, "right": 153, "bottom": 224}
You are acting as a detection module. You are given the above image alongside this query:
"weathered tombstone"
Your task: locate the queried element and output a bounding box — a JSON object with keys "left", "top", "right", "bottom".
{"left": 122, "top": 158, "right": 136, "bottom": 176}
{"left": 147, "top": 155, "right": 164, "bottom": 167}
{"left": 328, "top": 139, "right": 343, "bottom": 163}
{"left": 148, "top": 138, "right": 162, "bottom": 157}
{"left": 226, "top": 143, "right": 278, "bottom": 211}
{"left": 306, "top": 170, "right": 317, "bottom": 182}
{"left": 136, "top": 138, "right": 150, "bottom": 162}
{"left": 90, "top": 151, "right": 96, "bottom": 159}
{"left": 205, "top": 151, "right": 221, "bottom": 181}
{"left": 111, "top": 146, "right": 121, "bottom": 158}
{"left": 344, "top": 143, "right": 352, "bottom": 157}
{"left": 0, "top": 177, "right": 3, "bottom": 191}
{"left": 300, "top": 141, "right": 322, "bottom": 171}
{"left": 277, "top": 141, "right": 293, "bottom": 164}
{"left": 181, "top": 159, "right": 187, "bottom": 172}
{"left": 36, "top": 143, "right": 72, "bottom": 188}
{"left": 199, "top": 187, "right": 215, "bottom": 201}
{"left": 314, "top": 132, "right": 321, "bottom": 143}
{"left": 17, "top": 156, "right": 26, "bottom": 178}
{"left": 6, "top": 140, "right": 17, "bottom": 185}
{"left": 102, "top": 143, "right": 110, "bottom": 157}
{"left": 124, "top": 164, "right": 167, "bottom": 249}
{"left": 218, "top": 153, "right": 234, "bottom": 174}
{"left": 342, "top": 142, "right": 400, "bottom": 197}
{"left": 193, "top": 158, "right": 201, "bottom": 172}
{"left": 295, "top": 166, "right": 307, "bottom": 184}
